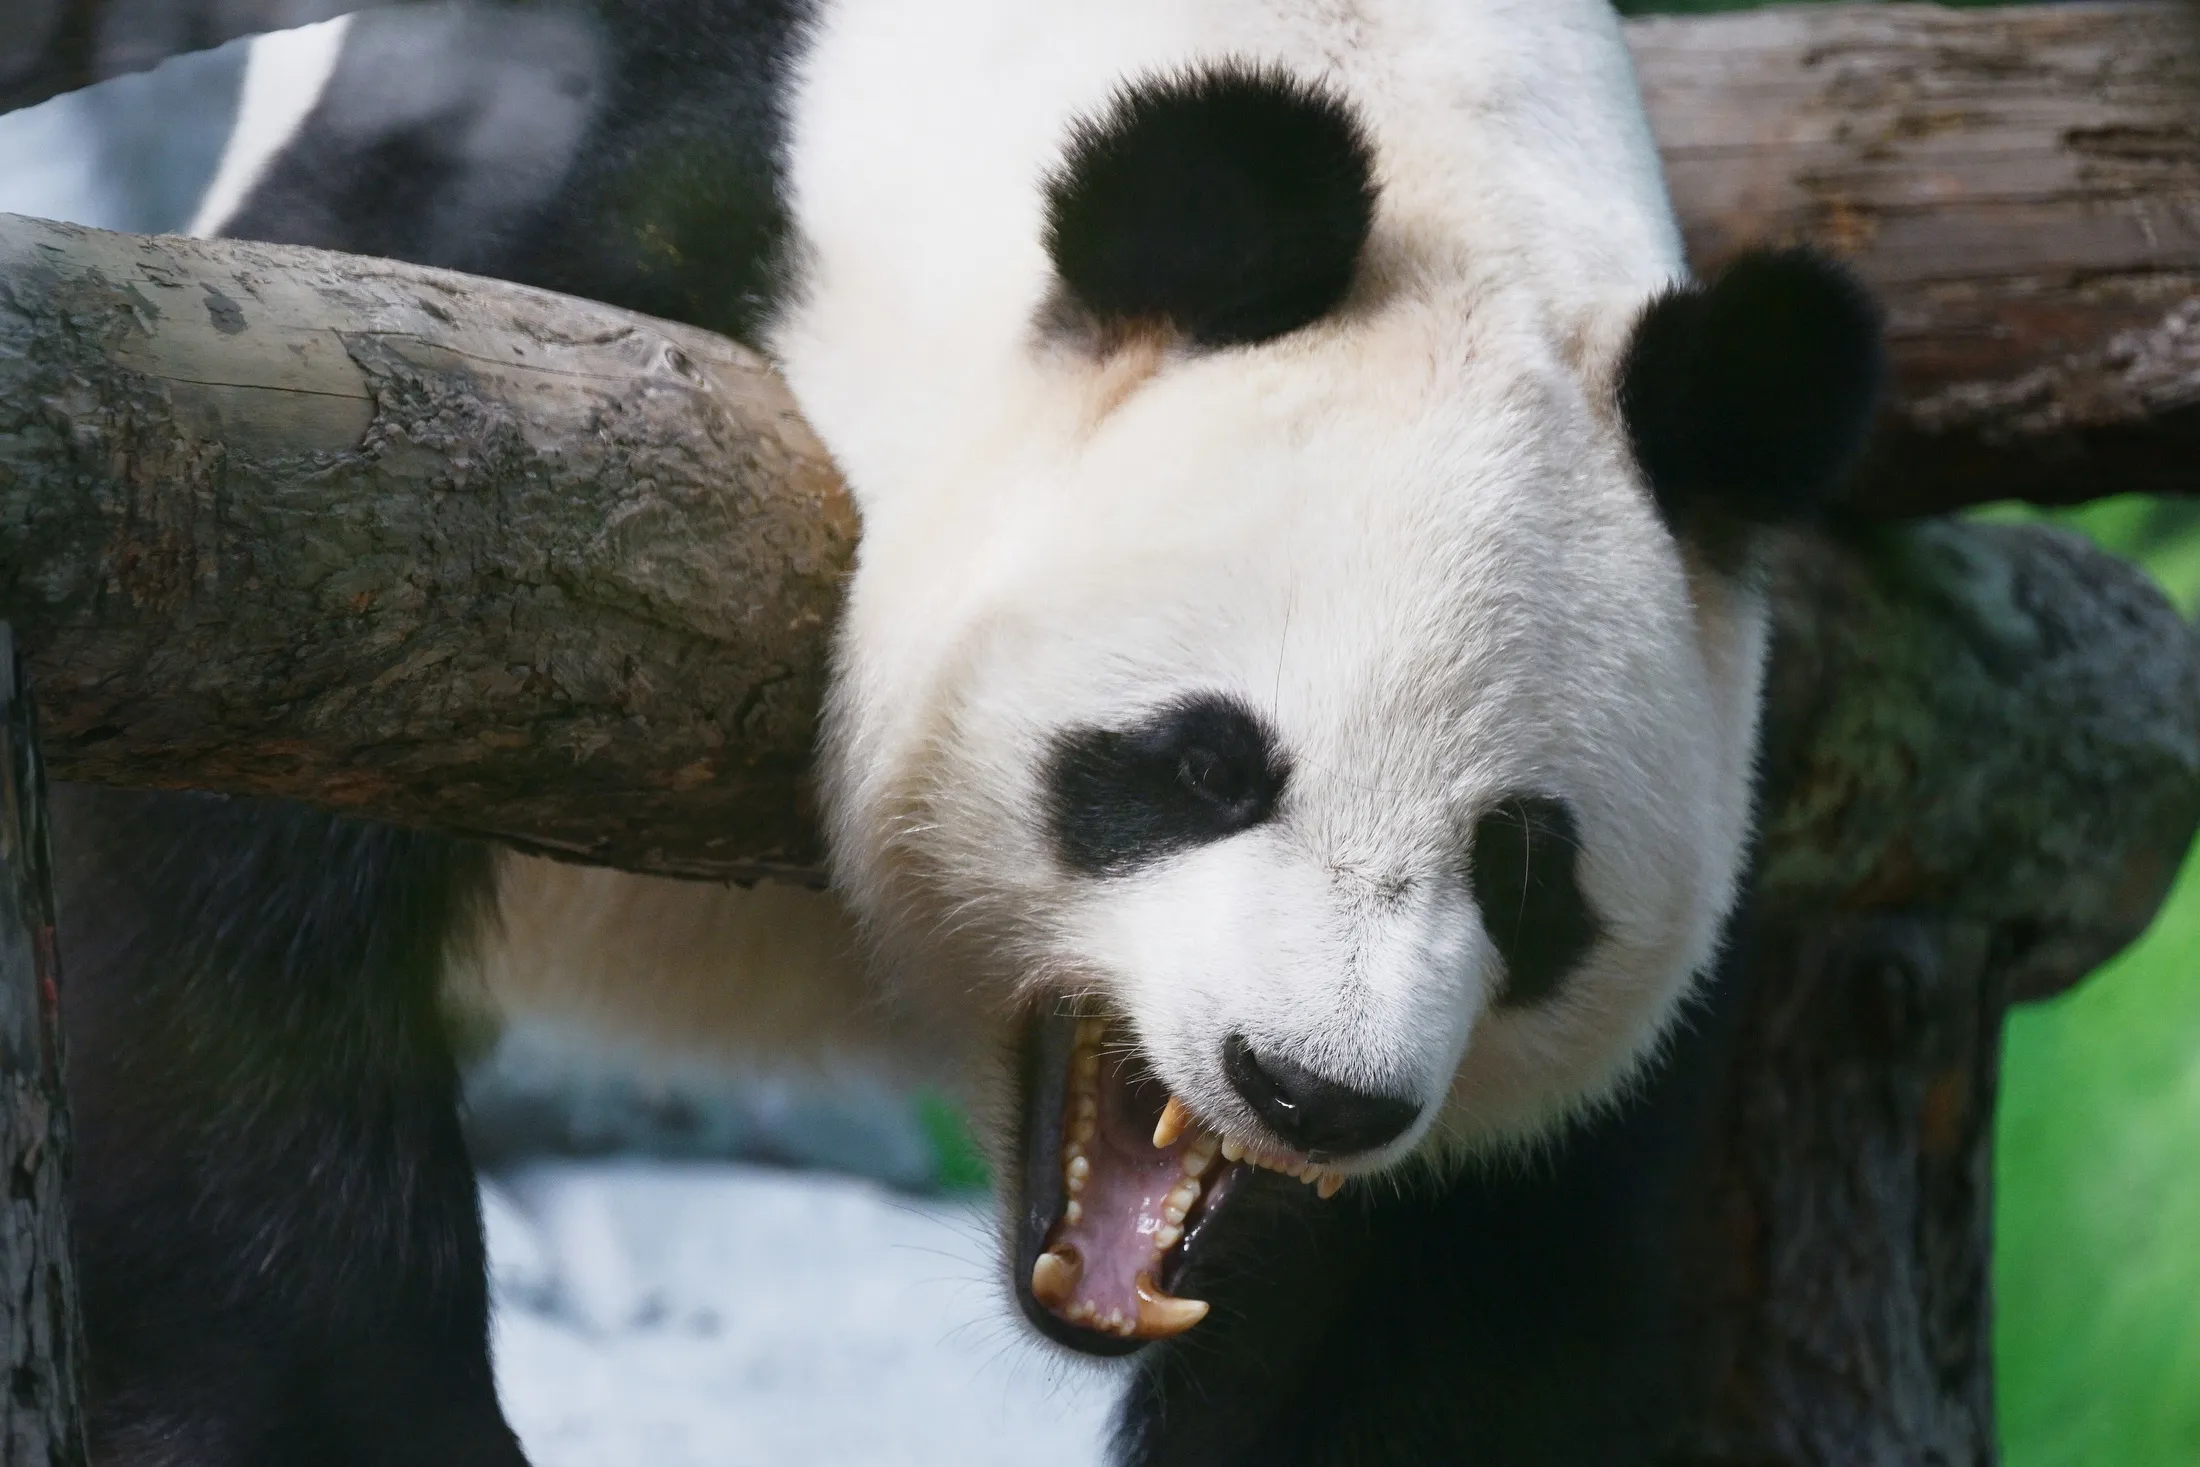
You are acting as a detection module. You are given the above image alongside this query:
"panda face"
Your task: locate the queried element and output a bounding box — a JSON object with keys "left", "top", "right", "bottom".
{"left": 781, "top": 9, "right": 1878, "bottom": 1355}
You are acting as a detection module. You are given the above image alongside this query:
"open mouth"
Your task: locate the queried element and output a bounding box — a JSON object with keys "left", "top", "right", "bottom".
{"left": 1013, "top": 1004, "right": 1349, "bottom": 1353}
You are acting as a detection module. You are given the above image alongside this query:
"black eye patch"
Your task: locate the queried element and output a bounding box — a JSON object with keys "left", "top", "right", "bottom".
{"left": 1470, "top": 795, "right": 1599, "bottom": 1008}
{"left": 1044, "top": 695, "right": 1290, "bottom": 875}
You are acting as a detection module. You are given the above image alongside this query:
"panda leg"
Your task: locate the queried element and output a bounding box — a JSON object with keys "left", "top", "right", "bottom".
{"left": 51, "top": 787, "right": 528, "bottom": 1467}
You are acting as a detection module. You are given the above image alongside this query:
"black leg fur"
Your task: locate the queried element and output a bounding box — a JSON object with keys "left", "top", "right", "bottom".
{"left": 52, "top": 787, "right": 519, "bottom": 1467}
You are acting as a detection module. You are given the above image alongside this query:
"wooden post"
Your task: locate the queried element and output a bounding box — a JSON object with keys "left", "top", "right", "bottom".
{"left": 0, "top": 628, "right": 87, "bottom": 1467}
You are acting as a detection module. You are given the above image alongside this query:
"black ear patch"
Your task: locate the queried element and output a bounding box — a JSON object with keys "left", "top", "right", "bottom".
{"left": 1472, "top": 796, "right": 1598, "bottom": 1009}
{"left": 1042, "top": 63, "right": 1379, "bottom": 348}
{"left": 1618, "top": 249, "right": 1884, "bottom": 544}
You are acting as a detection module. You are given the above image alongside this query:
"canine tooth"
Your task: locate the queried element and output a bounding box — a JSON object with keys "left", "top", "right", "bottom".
{"left": 1220, "top": 1136, "right": 1245, "bottom": 1163}
{"left": 1135, "top": 1278, "right": 1211, "bottom": 1337}
{"left": 1318, "top": 1171, "right": 1346, "bottom": 1200}
{"left": 1152, "top": 1096, "right": 1191, "bottom": 1149}
{"left": 1031, "top": 1249, "right": 1081, "bottom": 1308}
{"left": 1154, "top": 1222, "right": 1182, "bottom": 1250}
{"left": 1065, "top": 1200, "right": 1084, "bottom": 1225}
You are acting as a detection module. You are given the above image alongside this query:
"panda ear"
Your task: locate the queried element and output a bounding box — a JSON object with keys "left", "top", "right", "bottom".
{"left": 1042, "top": 62, "right": 1379, "bottom": 348}
{"left": 1618, "top": 249, "right": 1884, "bottom": 542}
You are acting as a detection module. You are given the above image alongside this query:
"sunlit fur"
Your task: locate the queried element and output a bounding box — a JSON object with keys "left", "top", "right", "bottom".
{"left": 482, "top": 0, "right": 1764, "bottom": 1176}
{"left": 755, "top": 0, "right": 1759, "bottom": 1172}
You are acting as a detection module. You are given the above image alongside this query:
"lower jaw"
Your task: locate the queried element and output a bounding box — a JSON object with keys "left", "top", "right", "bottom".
{"left": 1010, "top": 1003, "right": 1344, "bottom": 1355}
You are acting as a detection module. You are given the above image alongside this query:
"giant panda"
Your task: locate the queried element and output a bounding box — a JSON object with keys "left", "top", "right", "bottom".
{"left": 46, "top": 1, "right": 1882, "bottom": 1463}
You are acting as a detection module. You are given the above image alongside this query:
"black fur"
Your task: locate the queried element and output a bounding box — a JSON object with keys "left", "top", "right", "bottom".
{"left": 1618, "top": 249, "right": 1884, "bottom": 550}
{"left": 1474, "top": 795, "right": 1599, "bottom": 1008}
{"left": 53, "top": 787, "right": 514, "bottom": 1467}
{"left": 225, "top": 0, "right": 815, "bottom": 346}
{"left": 63, "top": 9, "right": 819, "bottom": 1458}
{"left": 1115, "top": 919, "right": 1752, "bottom": 1467}
{"left": 1222, "top": 1034, "right": 1420, "bottom": 1158}
{"left": 1043, "top": 63, "right": 1378, "bottom": 347}
{"left": 1045, "top": 694, "right": 1291, "bottom": 875}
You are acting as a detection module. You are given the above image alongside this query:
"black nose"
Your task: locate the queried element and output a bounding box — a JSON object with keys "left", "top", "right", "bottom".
{"left": 1222, "top": 1034, "right": 1421, "bottom": 1158}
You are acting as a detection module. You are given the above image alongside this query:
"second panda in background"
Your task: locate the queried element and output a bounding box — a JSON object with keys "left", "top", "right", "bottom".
{"left": 57, "top": 3, "right": 1881, "bottom": 1464}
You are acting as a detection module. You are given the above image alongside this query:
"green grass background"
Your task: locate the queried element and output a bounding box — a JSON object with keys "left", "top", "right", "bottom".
{"left": 1978, "top": 497, "right": 2200, "bottom": 1467}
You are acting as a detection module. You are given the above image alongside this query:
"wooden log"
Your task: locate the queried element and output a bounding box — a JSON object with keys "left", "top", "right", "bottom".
{"left": 0, "top": 216, "right": 853, "bottom": 881}
{"left": 5, "top": 213, "right": 2197, "bottom": 922}
{"left": 0, "top": 628, "right": 88, "bottom": 1467}
{"left": 1632, "top": 1, "right": 2200, "bottom": 513}
{"left": 9, "top": 0, "right": 2199, "bottom": 513}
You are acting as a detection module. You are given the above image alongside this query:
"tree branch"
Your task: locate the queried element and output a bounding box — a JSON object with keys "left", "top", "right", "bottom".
{"left": 2, "top": 214, "right": 2196, "bottom": 981}
{"left": 9, "top": 0, "right": 2197, "bottom": 513}
{"left": 1634, "top": 1, "right": 2200, "bottom": 514}
{"left": 0, "top": 217, "right": 853, "bottom": 881}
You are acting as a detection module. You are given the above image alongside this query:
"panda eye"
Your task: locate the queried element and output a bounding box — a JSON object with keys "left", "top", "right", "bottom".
{"left": 1178, "top": 746, "right": 1248, "bottom": 807}
{"left": 1045, "top": 695, "right": 1289, "bottom": 875}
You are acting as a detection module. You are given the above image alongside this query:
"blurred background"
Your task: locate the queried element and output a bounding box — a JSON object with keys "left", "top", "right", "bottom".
{"left": 1, "top": 1, "right": 2193, "bottom": 1464}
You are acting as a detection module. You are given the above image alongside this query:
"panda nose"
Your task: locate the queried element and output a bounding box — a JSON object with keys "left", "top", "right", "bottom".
{"left": 1221, "top": 1033, "right": 1421, "bottom": 1158}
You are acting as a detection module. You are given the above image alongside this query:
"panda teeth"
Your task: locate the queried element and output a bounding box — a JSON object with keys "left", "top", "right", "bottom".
{"left": 1225, "top": 1145, "right": 1348, "bottom": 1198}
{"left": 1042, "top": 1016, "right": 1344, "bottom": 1339}
{"left": 1031, "top": 1247, "right": 1083, "bottom": 1308}
{"left": 1152, "top": 1095, "right": 1191, "bottom": 1149}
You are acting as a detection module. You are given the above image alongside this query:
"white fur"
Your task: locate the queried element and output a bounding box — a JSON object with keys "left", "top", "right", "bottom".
{"left": 764, "top": 0, "right": 1762, "bottom": 1167}
{"left": 188, "top": 14, "right": 352, "bottom": 238}
{"left": 489, "top": 0, "right": 1764, "bottom": 1171}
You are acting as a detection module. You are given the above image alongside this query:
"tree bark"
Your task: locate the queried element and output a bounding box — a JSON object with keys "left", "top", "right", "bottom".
{"left": 1633, "top": 1, "right": 2200, "bottom": 515}
{"left": 5, "top": 210, "right": 2199, "bottom": 880}
{"left": 6, "top": 0, "right": 2197, "bottom": 510}
{"left": 0, "top": 629, "right": 88, "bottom": 1467}
{"left": 0, "top": 216, "right": 853, "bottom": 882}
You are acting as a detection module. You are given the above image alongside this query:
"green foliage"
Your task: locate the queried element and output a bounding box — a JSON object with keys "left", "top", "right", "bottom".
{"left": 1983, "top": 495, "right": 2200, "bottom": 1467}
{"left": 915, "top": 1090, "right": 993, "bottom": 1192}
{"left": 1998, "top": 847, "right": 2200, "bottom": 1466}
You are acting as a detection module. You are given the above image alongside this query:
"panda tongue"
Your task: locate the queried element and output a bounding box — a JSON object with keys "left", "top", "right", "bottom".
{"left": 1028, "top": 1019, "right": 1217, "bottom": 1340}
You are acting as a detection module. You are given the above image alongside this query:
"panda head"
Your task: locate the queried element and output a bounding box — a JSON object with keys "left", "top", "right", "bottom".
{"left": 808, "top": 62, "right": 1879, "bottom": 1354}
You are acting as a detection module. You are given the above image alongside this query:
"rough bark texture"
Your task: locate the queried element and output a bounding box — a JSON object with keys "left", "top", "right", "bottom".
{"left": 1634, "top": 1, "right": 2200, "bottom": 515}
{"left": 1757, "top": 521, "right": 2200, "bottom": 1000}
{"left": 1661, "top": 911, "right": 2008, "bottom": 1464}
{"left": 0, "top": 216, "right": 854, "bottom": 881}
{"left": 1644, "top": 524, "right": 2200, "bottom": 1465}
{"left": 0, "top": 629, "right": 88, "bottom": 1467}
{"left": 6, "top": 0, "right": 2197, "bottom": 508}
{"left": 7, "top": 212, "right": 2200, "bottom": 882}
